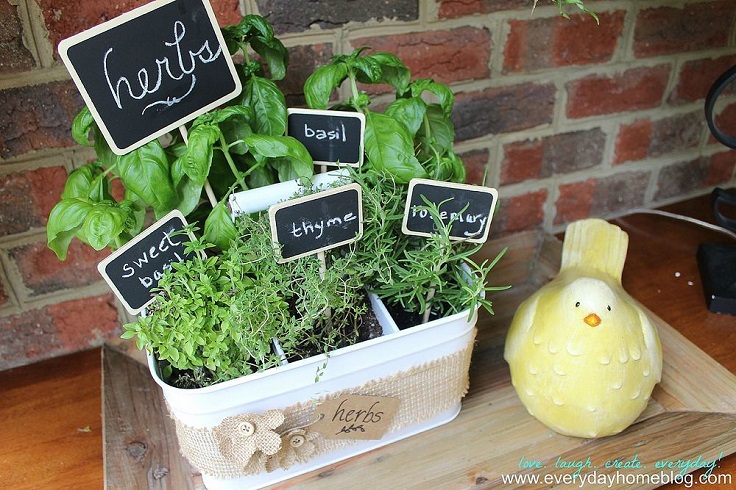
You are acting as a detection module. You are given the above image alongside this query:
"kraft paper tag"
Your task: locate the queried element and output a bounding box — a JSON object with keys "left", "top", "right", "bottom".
{"left": 311, "top": 395, "right": 400, "bottom": 440}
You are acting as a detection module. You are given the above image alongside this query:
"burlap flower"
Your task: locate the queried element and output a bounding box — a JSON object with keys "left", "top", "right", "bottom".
{"left": 265, "top": 428, "right": 321, "bottom": 472}
{"left": 212, "top": 410, "right": 285, "bottom": 470}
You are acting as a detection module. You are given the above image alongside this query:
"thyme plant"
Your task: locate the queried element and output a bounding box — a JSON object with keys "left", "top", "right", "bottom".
{"left": 122, "top": 209, "right": 373, "bottom": 387}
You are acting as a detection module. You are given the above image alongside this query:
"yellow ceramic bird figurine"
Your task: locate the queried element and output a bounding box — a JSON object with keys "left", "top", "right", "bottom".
{"left": 504, "top": 218, "right": 662, "bottom": 438}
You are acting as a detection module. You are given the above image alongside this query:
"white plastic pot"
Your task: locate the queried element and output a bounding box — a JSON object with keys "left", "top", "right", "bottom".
{"left": 147, "top": 176, "right": 480, "bottom": 488}
{"left": 148, "top": 293, "right": 478, "bottom": 489}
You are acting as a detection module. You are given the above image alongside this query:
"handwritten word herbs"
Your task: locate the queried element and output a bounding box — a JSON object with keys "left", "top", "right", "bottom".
{"left": 58, "top": 0, "right": 240, "bottom": 154}
{"left": 312, "top": 395, "right": 400, "bottom": 440}
{"left": 104, "top": 20, "right": 223, "bottom": 115}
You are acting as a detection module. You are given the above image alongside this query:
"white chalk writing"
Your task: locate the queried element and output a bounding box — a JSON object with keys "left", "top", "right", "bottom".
{"left": 103, "top": 20, "right": 222, "bottom": 115}
{"left": 410, "top": 205, "right": 488, "bottom": 238}
{"left": 303, "top": 121, "right": 347, "bottom": 142}
{"left": 289, "top": 213, "right": 357, "bottom": 240}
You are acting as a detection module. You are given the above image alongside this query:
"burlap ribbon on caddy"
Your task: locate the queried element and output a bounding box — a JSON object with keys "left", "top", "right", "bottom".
{"left": 170, "top": 330, "right": 476, "bottom": 479}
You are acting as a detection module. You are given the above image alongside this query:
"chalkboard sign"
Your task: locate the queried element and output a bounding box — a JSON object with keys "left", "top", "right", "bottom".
{"left": 287, "top": 109, "right": 365, "bottom": 167}
{"left": 58, "top": 0, "right": 241, "bottom": 155}
{"left": 402, "top": 178, "right": 497, "bottom": 244}
{"left": 97, "top": 210, "right": 193, "bottom": 315}
{"left": 269, "top": 183, "right": 363, "bottom": 262}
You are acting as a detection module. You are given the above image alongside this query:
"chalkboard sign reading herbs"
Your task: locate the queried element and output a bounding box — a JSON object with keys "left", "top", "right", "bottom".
{"left": 58, "top": 0, "right": 241, "bottom": 155}
{"left": 269, "top": 183, "right": 363, "bottom": 263}
{"left": 402, "top": 178, "right": 498, "bottom": 244}
{"left": 97, "top": 210, "right": 193, "bottom": 315}
{"left": 287, "top": 109, "right": 365, "bottom": 167}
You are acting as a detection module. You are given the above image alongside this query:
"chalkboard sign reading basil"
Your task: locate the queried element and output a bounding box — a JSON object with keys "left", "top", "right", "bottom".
{"left": 97, "top": 210, "right": 193, "bottom": 315}
{"left": 287, "top": 109, "right": 365, "bottom": 167}
{"left": 402, "top": 178, "right": 498, "bottom": 244}
{"left": 269, "top": 183, "right": 363, "bottom": 263}
{"left": 58, "top": 0, "right": 241, "bottom": 155}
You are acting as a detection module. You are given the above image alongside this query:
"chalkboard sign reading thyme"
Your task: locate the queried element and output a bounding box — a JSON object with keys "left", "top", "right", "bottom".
{"left": 97, "top": 210, "right": 193, "bottom": 315}
{"left": 269, "top": 183, "right": 363, "bottom": 262}
{"left": 287, "top": 109, "right": 365, "bottom": 167}
{"left": 58, "top": 0, "right": 241, "bottom": 155}
{"left": 402, "top": 178, "right": 498, "bottom": 244}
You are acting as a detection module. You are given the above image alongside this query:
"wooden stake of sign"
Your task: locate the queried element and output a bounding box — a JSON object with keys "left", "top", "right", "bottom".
{"left": 317, "top": 250, "right": 334, "bottom": 332}
{"left": 269, "top": 184, "right": 362, "bottom": 331}
{"left": 401, "top": 178, "right": 498, "bottom": 324}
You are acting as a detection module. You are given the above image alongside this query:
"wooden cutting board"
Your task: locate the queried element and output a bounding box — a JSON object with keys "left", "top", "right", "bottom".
{"left": 103, "top": 230, "right": 736, "bottom": 489}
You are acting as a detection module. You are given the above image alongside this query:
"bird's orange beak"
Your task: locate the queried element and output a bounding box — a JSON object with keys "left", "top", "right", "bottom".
{"left": 584, "top": 313, "right": 601, "bottom": 328}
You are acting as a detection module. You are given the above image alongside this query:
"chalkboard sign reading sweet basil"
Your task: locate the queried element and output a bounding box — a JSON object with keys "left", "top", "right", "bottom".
{"left": 269, "top": 183, "right": 363, "bottom": 263}
{"left": 97, "top": 210, "right": 193, "bottom": 315}
{"left": 58, "top": 0, "right": 241, "bottom": 155}
{"left": 287, "top": 109, "right": 365, "bottom": 167}
{"left": 402, "top": 178, "right": 498, "bottom": 244}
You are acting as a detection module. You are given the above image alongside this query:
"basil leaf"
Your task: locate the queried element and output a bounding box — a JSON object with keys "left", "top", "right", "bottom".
{"left": 367, "top": 52, "right": 410, "bottom": 93}
{"left": 242, "top": 77, "right": 287, "bottom": 136}
{"left": 246, "top": 165, "right": 274, "bottom": 188}
{"left": 410, "top": 79, "right": 454, "bottom": 118}
{"left": 61, "top": 163, "right": 109, "bottom": 201}
{"left": 81, "top": 203, "right": 128, "bottom": 250}
{"left": 417, "top": 104, "right": 455, "bottom": 153}
{"left": 203, "top": 202, "right": 237, "bottom": 251}
{"left": 71, "top": 107, "right": 95, "bottom": 147}
{"left": 364, "top": 111, "right": 427, "bottom": 183}
{"left": 208, "top": 105, "right": 253, "bottom": 126}
{"left": 118, "top": 199, "right": 146, "bottom": 238}
{"left": 446, "top": 151, "right": 467, "bottom": 183}
{"left": 185, "top": 124, "right": 221, "bottom": 185}
{"left": 175, "top": 175, "right": 204, "bottom": 216}
{"left": 47, "top": 198, "right": 94, "bottom": 260}
{"left": 251, "top": 37, "right": 288, "bottom": 81}
{"left": 385, "top": 97, "right": 427, "bottom": 137}
{"left": 219, "top": 115, "right": 253, "bottom": 155}
{"left": 242, "top": 14, "right": 274, "bottom": 41}
{"left": 352, "top": 55, "right": 382, "bottom": 84}
{"left": 244, "top": 135, "right": 313, "bottom": 178}
{"left": 115, "top": 140, "right": 178, "bottom": 214}
{"left": 304, "top": 63, "right": 348, "bottom": 109}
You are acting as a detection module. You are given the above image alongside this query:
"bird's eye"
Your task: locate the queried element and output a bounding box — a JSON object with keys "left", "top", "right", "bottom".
{"left": 607, "top": 305, "right": 612, "bottom": 311}
{"left": 575, "top": 302, "right": 581, "bottom": 307}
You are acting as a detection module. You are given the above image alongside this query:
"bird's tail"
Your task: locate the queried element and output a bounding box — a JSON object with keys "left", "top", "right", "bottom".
{"left": 560, "top": 218, "right": 629, "bottom": 282}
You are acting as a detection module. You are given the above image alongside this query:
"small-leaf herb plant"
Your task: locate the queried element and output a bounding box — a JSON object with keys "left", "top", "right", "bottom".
{"left": 304, "top": 49, "right": 508, "bottom": 326}
{"left": 123, "top": 205, "right": 380, "bottom": 388}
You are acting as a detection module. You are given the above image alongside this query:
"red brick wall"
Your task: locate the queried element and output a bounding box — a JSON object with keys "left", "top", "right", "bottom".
{"left": 1, "top": 0, "right": 735, "bottom": 369}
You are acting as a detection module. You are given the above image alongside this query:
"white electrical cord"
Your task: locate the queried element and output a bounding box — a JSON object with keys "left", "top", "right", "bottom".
{"left": 620, "top": 207, "right": 736, "bottom": 241}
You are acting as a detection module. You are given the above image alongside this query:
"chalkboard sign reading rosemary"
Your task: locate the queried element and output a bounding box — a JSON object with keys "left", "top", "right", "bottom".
{"left": 287, "top": 109, "right": 365, "bottom": 167}
{"left": 269, "top": 183, "right": 363, "bottom": 262}
{"left": 97, "top": 210, "right": 193, "bottom": 315}
{"left": 402, "top": 178, "right": 498, "bottom": 244}
{"left": 58, "top": 0, "right": 241, "bottom": 155}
